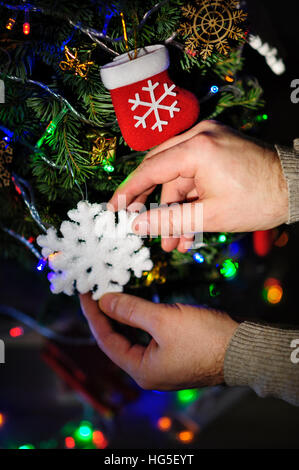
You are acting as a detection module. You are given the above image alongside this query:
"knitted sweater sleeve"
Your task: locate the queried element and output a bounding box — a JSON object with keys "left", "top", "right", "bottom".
{"left": 224, "top": 140, "right": 299, "bottom": 406}
{"left": 275, "top": 139, "right": 299, "bottom": 224}
{"left": 224, "top": 322, "right": 299, "bottom": 406}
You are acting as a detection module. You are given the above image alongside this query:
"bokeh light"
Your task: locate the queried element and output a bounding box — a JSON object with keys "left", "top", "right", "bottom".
{"left": 218, "top": 234, "right": 227, "bottom": 243}
{"left": 9, "top": 327, "right": 24, "bottom": 338}
{"left": 263, "top": 278, "right": 283, "bottom": 304}
{"left": 23, "top": 22, "right": 30, "bottom": 35}
{"left": 92, "top": 430, "right": 108, "bottom": 449}
{"left": 266, "top": 285, "right": 283, "bottom": 304}
{"left": 220, "top": 259, "right": 238, "bottom": 279}
{"left": 210, "top": 85, "right": 219, "bottom": 94}
{"left": 65, "top": 436, "right": 75, "bottom": 449}
{"left": 193, "top": 253, "right": 205, "bottom": 264}
{"left": 74, "top": 421, "right": 93, "bottom": 442}
{"left": 274, "top": 231, "right": 289, "bottom": 248}
{"left": 177, "top": 430, "right": 194, "bottom": 444}
{"left": 157, "top": 416, "right": 172, "bottom": 432}
{"left": 177, "top": 389, "right": 199, "bottom": 405}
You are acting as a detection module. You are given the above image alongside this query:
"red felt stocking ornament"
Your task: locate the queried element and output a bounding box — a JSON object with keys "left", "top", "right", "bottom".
{"left": 100, "top": 45, "right": 200, "bottom": 151}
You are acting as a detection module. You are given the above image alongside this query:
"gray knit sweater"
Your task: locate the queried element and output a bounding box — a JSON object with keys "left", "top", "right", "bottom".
{"left": 224, "top": 140, "right": 299, "bottom": 406}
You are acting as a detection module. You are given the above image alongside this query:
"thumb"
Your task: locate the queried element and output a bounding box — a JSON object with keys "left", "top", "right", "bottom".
{"left": 132, "top": 202, "right": 204, "bottom": 237}
{"left": 99, "top": 293, "right": 164, "bottom": 339}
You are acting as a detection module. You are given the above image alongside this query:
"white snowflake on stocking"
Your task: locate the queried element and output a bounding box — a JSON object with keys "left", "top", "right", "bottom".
{"left": 37, "top": 201, "right": 153, "bottom": 300}
{"left": 128, "top": 80, "right": 180, "bottom": 132}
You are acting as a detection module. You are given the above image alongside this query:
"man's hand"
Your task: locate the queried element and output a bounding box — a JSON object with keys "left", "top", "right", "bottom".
{"left": 109, "top": 121, "right": 288, "bottom": 253}
{"left": 80, "top": 292, "right": 238, "bottom": 390}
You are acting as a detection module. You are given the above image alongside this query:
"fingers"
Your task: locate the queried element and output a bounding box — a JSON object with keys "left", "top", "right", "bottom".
{"left": 162, "top": 234, "right": 194, "bottom": 253}
{"left": 126, "top": 125, "right": 203, "bottom": 212}
{"left": 177, "top": 234, "right": 195, "bottom": 253}
{"left": 161, "top": 237, "right": 180, "bottom": 252}
{"left": 127, "top": 186, "right": 157, "bottom": 213}
{"left": 160, "top": 182, "right": 184, "bottom": 253}
{"left": 132, "top": 197, "right": 224, "bottom": 235}
{"left": 80, "top": 293, "right": 111, "bottom": 341}
{"left": 109, "top": 138, "right": 197, "bottom": 211}
{"left": 80, "top": 293, "right": 146, "bottom": 375}
{"left": 109, "top": 120, "right": 220, "bottom": 211}
{"left": 99, "top": 293, "right": 163, "bottom": 340}
{"left": 160, "top": 178, "right": 196, "bottom": 252}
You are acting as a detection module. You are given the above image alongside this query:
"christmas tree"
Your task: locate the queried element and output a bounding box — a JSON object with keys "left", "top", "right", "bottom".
{"left": 0, "top": 0, "right": 265, "bottom": 308}
{"left": 1, "top": 0, "right": 298, "bottom": 451}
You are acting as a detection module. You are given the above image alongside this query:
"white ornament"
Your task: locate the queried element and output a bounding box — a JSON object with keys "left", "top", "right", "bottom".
{"left": 128, "top": 79, "right": 180, "bottom": 132}
{"left": 248, "top": 35, "right": 286, "bottom": 76}
{"left": 37, "top": 201, "right": 153, "bottom": 300}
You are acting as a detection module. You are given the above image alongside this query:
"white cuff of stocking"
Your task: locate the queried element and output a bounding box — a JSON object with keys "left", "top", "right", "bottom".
{"left": 100, "top": 44, "right": 169, "bottom": 90}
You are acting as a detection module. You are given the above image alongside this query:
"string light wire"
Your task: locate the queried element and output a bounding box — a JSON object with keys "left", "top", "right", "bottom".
{"left": 0, "top": 305, "right": 96, "bottom": 345}
{"left": 0, "top": 1, "right": 169, "bottom": 48}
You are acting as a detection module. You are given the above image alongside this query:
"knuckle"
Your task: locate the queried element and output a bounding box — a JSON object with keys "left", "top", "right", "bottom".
{"left": 151, "top": 310, "right": 165, "bottom": 331}
{"left": 124, "top": 297, "right": 139, "bottom": 324}
{"left": 135, "top": 158, "right": 150, "bottom": 176}
{"left": 173, "top": 302, "right": 185, "bottom": 313}
{"left": 204, "top": 119, "right": 221, "bottom": 128}
{"left": 111, "top": 294, "right": 123, "bottom": 314}
{"left": 150, "top": 303, "right": 176, "bottom": 332}
{"left": 191, "top": 131, "right": 218, "bottom": 160}
{"left": 168, "top": 207, "right": 175, "bottom": 234}
{"left": 196, "top": 131, "right": 215, "bottom": 147}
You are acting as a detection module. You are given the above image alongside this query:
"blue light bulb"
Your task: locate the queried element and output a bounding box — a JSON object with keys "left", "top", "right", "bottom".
{"left": 193, "top": 253, "right": 205, "bottom": 264}
{"left": 36, "top": 258, "right": 47, "bottom": 271}
{"left": 210, "top": 85, "right": 219, "bottom": 94}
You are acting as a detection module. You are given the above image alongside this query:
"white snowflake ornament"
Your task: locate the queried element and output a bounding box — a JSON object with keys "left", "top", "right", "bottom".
{"left": 37, "top": 201, "right": 153, "bottom": 300}
{"left": 128, "top": 79, "right": 180, "bottom": 132}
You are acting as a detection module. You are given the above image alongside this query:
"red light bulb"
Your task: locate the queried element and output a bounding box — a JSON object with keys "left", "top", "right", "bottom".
{"left": 65, "top": 436, "right": 75, "bottom": 449}
{"left": 23, "top": 22, "right": 30, "bottom": 35}
{"left": 9, "top": 327, "right": 24, "bottom": 338}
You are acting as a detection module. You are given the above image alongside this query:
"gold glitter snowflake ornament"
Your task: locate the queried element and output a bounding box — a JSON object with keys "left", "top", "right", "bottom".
{"left": 179, "top": 0, "right": 247, "bottom": 60}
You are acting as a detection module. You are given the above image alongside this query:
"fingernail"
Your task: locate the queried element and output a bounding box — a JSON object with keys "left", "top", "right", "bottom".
{"left": 99, "top": 293, "right": 118, "bottom": 313}
{"left": 133, "top": 220, "right": 150, "bottom": 235}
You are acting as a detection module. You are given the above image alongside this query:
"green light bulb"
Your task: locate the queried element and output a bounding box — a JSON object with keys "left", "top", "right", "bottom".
{"left": 177, "top": 389, "right": 199, "bottom": 404}
{"left": 209, "top": 283, "right": 220, "bottom": 297}
{"left": 46, "top": 122, "right": 57, "bottom": 134}
{"left": 220, "top": 259, "right": 238, "bottom": 279}
{"left": 218, "top": 234, "right": 227, "bottom": 243}
{"left": 19, "top": 444, "right": 35, "bottom": 449}
{"left": 103, "top": 163, "right": 114, "bottom": 173}
{"left": 75, "top": 422, "right": 93, "bottom": 442}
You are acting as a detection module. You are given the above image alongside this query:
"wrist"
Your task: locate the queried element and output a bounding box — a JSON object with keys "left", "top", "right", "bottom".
{"left": 206, "top": 314, "right": 239, "bottom": 386}
{"left": 218, "top": 319, "right": 239, "bottom": 383}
